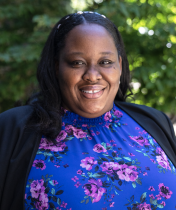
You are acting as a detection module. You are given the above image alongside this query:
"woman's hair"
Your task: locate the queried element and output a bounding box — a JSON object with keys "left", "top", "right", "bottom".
{"left": 28, "top": 12, "right": 132, "bottom": 140}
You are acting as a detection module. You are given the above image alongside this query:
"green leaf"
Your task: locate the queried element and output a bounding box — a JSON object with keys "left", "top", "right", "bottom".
{"left": 123, "top": 157, "right": 132, "bottom": 161}
{"left": 115, "top": 157, "right": 122, "bottom": 160}
{"left": 132, "top": 182, "right": 136, "bottom": 188}
{"left": 150, "top": 198, "right": 158, "bottom": 205}
{"left": 157, "top": 204, "right": 164, "bottom": 208}
{"left": 52, "top": 195, "right": 57, "bottom": 202}
{"left": 93, "top": 172, "right": 106, "bottom": 178}
{"left": 57, "top": 198, "right": 61, "bottom": 206}
{"left": 80, "top": 200, "right": 85, "bottom": 203}
{"left": 114, "top": 185, "right": 122, "bottom": 191}
{"left": 136, "top": 178, "right": 142, "bottom": 185}
{"left": 56, "top": 190, "right": 64, "bottom": 195}
{"left": 140, "top": 192, "right": 147, "bottom": 202}
{"left": 51, "top": 188, "right": 55, "bottom": 195}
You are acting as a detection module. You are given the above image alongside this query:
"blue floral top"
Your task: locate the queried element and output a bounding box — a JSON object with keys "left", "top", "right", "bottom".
{"left": 25, "top": 104, "right": 176, "bottom": 210}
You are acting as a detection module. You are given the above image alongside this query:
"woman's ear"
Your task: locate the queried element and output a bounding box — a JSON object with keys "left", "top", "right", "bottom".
{"left": 119, "top": 56, "right": 122, "bottom": 76}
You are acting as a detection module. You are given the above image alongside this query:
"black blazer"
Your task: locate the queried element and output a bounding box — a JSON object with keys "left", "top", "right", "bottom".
{"left": 0, "top": 102, "right": 175, "bottom": 210}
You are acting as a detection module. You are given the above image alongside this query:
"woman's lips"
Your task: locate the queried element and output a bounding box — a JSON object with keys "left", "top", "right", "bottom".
{"left": 80, "top": 88, "right": 105, "bottom": 99}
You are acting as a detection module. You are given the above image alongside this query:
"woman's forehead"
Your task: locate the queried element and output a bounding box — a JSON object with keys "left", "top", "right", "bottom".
{"left": 63, "top": 24, "right": 117, "bottom": 53}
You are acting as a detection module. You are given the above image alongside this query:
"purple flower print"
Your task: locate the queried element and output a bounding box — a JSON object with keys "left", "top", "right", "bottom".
{"left": 128, "top": 152, "right": 135, "bottom": 156}
{"left": 71, "top": 176, "right": 79, "bottom": 182}
{"left": 30, "top": 179, "right": 45, "bottom": 198}
{"left": 143, "top": 172, "right": 148, "bottom": 176}
{"left": 57, "top": 141, "right": 67, "bottom": 152}
{"left": 158, "top": 183, "right": 173, "bottom": 199}
{"left": 77, "top": 169, "right": 83, "bottom": 175}
{"left": 129, "top": 135, "right": 150, "bottom": 146}
{"left": 91, "top": 132, "right": 95, "bottom": 136}
{"left": 93, "top": 144, "right": 107, "bottom": 153}
{"left": 60, "top": 201, "right": 67, "bottom": 208}
{"left": 156, "top": 147, "right": 171, "bottom": 170}
{"left": 56, "top": 130, "right": 67, "bottom": 141}
{"left": 73, "top": 128, "right": 87, "bottom": 139}
{"left": 80, "top": 157, "right": 97, "bottom": 171}
{"left": 156, "top": 194, "right": 162, "bottom": 200}
{"left": 100, "top": 162, "right": 121, "bottom": 175}
{"left": 96, "top": 131, "right": 100, "bottom": 135}
{"left": 102, "top": 208, "right": 107, "bottom": 210}
{"left": 138, "top": 202, "right": 151, "bottom": 210}
{"left": 109, "top": 202, "right": 115, "bottom": 207}
{"left": 148, "top": 186, "right": 155, "bottom": 191}
{"left": 110, "top": 140, "right": 115, "bottom": 143}
{"left": 160, "top": 201, "right": 166, "bottom": 206}
{"left": 65, "top": 125, "right": 75, "bottom": 133}
{"left": 54, "top": 164, "right": 60, "bottom": 168}
{"left": 117, "top": 164, "right": 138, "bottom": 182}
{"left": 32, "top": 160, "right": 46, "bottom": 170}
{"left": 104, "top": 111, "right": 112, "bottom": 121}
{"left": 75, "top": 182, "right": 81, "bottom": 188}
{"left": 100, "top": 162, "right": 138, "bottom": 182}
{"left": 114, "top": 110, "right": 123, "bottom": 118}
{"left": 39, "top": 138, "right": 66, "bottom": 152}
{"left": 111, "top": 194, "right": 115, "bottom": 198}
{"left": 52, "top": 180, "right": 58, "bottom": 185}
{"left": 88, "top": 137, "right": 92, "bottom": 140}
{"left": 135, "top": 127, "right": 140, "bottom": 130}
{"left": 149, "top": 194, "right": 155, "bottom": 199}
{"left": 83, "top": 179, "right": 106, "bottom": 203}
{"left": 82, "top": 124, "right": 87, "bottom": 127}
{"left": 30, "top": 179, "right": 48, "bottom": 210}
{"left": 150, "top": 159, "right": 156, "bottom": 163}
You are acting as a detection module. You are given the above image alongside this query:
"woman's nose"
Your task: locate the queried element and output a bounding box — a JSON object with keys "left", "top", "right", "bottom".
{"left": 82, "top": 65, "right": 102, "bottom": 82}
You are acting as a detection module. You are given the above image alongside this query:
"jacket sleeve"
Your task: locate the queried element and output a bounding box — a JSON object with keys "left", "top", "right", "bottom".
{"left": 0, "top": 106, "right": 35, "bottom": 208}
{"left": 116, "top": 101, "right": 176, "bottom": 167}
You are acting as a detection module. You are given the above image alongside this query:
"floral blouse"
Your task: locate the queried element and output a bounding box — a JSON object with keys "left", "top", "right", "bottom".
{"left": 25, "top": 104, "right": 176, "bottom": 210}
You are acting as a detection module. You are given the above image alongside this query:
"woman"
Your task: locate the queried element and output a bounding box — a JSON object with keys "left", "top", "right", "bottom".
{"left": 0, "top": 11, "right": 176, "bottom": 210}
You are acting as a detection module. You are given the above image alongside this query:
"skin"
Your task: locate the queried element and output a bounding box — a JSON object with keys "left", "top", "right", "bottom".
{"left": 56, "top": 23, "right": 122, "bottom": 118}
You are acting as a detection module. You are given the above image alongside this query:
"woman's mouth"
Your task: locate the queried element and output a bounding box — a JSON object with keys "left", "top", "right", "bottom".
{"left": 80, "top": 88, "right": 105, "bottom": 99}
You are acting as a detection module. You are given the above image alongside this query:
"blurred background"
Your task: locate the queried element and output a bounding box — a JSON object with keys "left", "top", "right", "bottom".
{"left": 0, "top": 0, "right": 176, "bottom": 132}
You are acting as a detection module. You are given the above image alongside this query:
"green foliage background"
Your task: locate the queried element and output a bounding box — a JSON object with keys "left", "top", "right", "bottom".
{"left": 0, "top": 0, "right": 176, "bottom": 119}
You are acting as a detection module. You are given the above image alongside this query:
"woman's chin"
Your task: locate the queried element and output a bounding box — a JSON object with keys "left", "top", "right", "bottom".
{"left": 77, "top": 103, "right": 112, "bottom": 118}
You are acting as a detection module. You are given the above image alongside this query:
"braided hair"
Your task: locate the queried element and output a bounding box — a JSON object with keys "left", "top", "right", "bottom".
{"left": 28, "top": 12, "right": 132, "bottom": 140}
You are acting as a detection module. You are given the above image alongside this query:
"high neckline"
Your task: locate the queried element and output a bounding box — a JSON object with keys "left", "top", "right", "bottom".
{"left": 61, "top": 103, "right": 123, "bottom": 124}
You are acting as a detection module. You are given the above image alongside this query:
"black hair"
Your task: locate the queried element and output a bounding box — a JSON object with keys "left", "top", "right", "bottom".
{"left": 27, "top": 12, "right": 132, "bottom": 140}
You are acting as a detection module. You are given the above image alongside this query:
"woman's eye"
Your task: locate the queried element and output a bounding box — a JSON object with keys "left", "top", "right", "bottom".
{"left": 71, "top": 61, "right": 85, "bottom": 67}
{"left": 100, "top": 60, "right": 113, "bottom": 65}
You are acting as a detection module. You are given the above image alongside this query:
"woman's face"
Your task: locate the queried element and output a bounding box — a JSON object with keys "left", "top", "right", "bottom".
{"left": 57, "top": 23, "right": 122, "bottom": 118}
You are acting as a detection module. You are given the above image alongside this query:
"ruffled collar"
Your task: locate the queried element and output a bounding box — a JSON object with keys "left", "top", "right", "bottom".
{"left": 61, "top": 103, "right": 123, "bottom": 124}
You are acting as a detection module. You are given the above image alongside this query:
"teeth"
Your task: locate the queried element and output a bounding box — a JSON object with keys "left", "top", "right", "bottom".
{"left": 82, "top": 90, "right": 101, "bottom": 94}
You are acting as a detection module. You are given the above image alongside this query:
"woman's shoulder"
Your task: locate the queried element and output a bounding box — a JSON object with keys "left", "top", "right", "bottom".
{"left": 0, "top": 105, "right": 34, "bottom": 127}
{"left": 115, "top": 100, "right": 175, "bottom": 140}
{"left": 115, "top": 101, "right": 165, "bottom": 119}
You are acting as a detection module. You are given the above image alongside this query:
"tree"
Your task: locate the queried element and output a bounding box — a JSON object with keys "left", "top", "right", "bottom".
{"left": 0, "top": 0, "right": 176, "bottom": 122}
{"left": 0, "top": 0, "right": 72, "bottom": 112}
{"left": 86, "top": 0, "right": 176, "bottom": 121}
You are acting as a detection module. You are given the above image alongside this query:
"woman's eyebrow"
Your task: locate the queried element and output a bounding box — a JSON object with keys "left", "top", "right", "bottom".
{"left": 67, "top": 51, "right": 114, "bottom": 56}
{"left": 99, "top": 52, "right": 114, "bottom": 55}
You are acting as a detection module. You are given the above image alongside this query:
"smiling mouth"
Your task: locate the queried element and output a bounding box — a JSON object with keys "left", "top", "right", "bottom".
{"left": 82, "top": 90, "right": 101, "bottom": 94}
{"left": 80, "top": 88, "right": 105, "bottom": 99}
